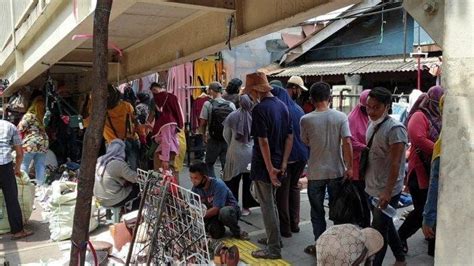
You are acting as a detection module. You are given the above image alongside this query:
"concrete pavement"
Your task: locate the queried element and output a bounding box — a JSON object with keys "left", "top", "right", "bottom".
{"left": 0, "top": 165, "right": 434, "bottom": 265}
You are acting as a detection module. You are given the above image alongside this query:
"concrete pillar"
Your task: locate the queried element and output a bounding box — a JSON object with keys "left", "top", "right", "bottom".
{"left": 15, "top": 49, "right": 24, "bottom": 76}
{"left": 436, "top": 1, "right": 474, "bottom": 265}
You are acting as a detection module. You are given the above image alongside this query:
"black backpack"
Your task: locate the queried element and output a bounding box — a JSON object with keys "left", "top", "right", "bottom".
{"left": 208, "top": 100, "right": 233, "bottom": 141}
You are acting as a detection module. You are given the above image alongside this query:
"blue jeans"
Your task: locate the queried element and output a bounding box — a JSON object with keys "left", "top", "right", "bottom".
{"left": 307, "top": 178, "right": 343, "bottom": 241}
{"left": 21, "top": 152, "right": 47, "bottom": 185}
{"left": 423, "top": 157, "right": 440, "bottom": 228}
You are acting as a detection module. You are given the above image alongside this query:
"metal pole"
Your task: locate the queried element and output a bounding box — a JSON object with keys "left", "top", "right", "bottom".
{"left": 417, "top": 56, "right": 421, "bottom": 90}
{"left": 403, "top": 10, "right": 407, "bottom": 62}
{"left": 146, "top": 182, "right": 170, "bottom": 265}
{"left": 126, "top": 176, "right": 152, "bottom": 264}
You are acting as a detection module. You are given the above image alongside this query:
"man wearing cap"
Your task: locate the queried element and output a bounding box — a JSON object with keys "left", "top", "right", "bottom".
{"left": 199, "top": 82, "right": 236, "bottom": 177}
{"left": 246, "top": 72, "right": 293, "bottom": 260}
{"left": 316, "top": 224, "right": 384, "bottom": 265}
{"left": 286, "top": 75, "right": 308, "bottom": 104}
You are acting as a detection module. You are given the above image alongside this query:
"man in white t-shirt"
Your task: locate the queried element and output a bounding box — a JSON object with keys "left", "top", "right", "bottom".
{"left": 300, "top": 81, "right": 353, "bottom": 256}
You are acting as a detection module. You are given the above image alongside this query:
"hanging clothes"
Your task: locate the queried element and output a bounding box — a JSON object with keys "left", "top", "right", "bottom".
{"left": 131, "top": 79, "right": 140, "bottom": 94}
{"left": 193, "top": 59, "right": 217, "bottom": 99}
{"left": 192, "top": 93, "right": 211, "bottom": 132}
{"left": 141, "top": 73, "right": 158, "bottom": 93}
{"left": 167, "top": 62, "right": 193, "bottom": 124}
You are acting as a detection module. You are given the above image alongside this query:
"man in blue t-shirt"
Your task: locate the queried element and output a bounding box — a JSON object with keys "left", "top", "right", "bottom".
{"left": 190, "top": 162, "right": 248, "bottom": 240}
{"left": 246, "top": 72, "right": 293, "bottom": 260}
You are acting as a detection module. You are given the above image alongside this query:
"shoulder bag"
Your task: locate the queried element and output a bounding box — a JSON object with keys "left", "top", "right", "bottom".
{"left": 359, "top": 117, "right": 389, "bottom": 179}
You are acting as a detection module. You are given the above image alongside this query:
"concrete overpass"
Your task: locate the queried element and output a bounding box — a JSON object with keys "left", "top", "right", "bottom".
{"left": 0, "top": 0, "right": 360, "bottom": 96}
{"left": 0, "top": 0, "right": 473, "bottom": 265}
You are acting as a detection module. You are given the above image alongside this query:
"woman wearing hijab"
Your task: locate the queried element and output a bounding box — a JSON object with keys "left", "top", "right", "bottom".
{"left": 348, "top": 90, "right": 370, "bottom": 181}
{"left": 222, "top": 94, "right": 258, "bottom": 216}
{"left": 271, "top": 85, "right": 309, "bottom": 237}
{"left": 347, "top": 89, "right": 371, "bottom": 227}
{"left": 94, "top": 139, "right": 139, "bottom": 209}
{"left": 150, "top": 82, "right": 184, "bottom": 179}
{"left": 18, "top": 96, "right": 49, "bottom": 186}
{"left": 422, "top": 95, "right": 445, "bottom": 257}
{"left": 398, "top": 86, "right": 444, "bottom": 253}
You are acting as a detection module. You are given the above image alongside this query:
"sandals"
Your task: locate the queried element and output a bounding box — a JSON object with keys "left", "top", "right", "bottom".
{"left": 304, "top": 245, "right": 317, "bottom": 257}
{"left": 234, "top": 231, "right": 250, "bottom": 241}
{"left": 257, "top": 238, "right": 283, "bottom": 248}
{"left": 251, "top": 249, "right": 281, "bottom": 260}
{"left": 11, "top": 229, "right": 34, "bottom": 240}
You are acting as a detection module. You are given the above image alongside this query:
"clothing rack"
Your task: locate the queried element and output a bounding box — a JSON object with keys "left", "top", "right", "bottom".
{"left": 178, "top": 85, "right": 208, "bottom": 165}
{"left": 177, "top": 85, "right": 208, "bottom": 129}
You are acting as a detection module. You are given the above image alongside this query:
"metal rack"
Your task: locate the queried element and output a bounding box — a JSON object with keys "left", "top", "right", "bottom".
{"left": 127, "top": 169, "right": 210, "bottom": 265}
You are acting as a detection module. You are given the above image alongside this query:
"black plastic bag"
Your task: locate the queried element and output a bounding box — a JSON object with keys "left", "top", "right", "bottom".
{"left": 329, "top": 180, "right": 369, "bottom": 227}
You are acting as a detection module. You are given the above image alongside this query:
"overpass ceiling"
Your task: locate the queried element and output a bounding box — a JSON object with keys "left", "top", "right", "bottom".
{"left": 2, "top": 0, "right": 361, "bottom": 96}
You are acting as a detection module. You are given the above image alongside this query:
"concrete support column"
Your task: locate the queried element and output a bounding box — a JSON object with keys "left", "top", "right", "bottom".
{"left": 15, "top": 49, "right": 24, "bottom": 76}
{"left": 436, "top": 1, "right": 474, "bottom": 265}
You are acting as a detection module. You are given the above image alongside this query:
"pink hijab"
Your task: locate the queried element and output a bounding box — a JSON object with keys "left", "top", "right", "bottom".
{"left": 348, "top": 90, "right": 370, "bottom": 146}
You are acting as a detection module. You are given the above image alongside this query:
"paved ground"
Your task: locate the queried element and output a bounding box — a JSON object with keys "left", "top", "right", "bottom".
{"left": 0, "top": 165, "right": 434, "bottom": 265}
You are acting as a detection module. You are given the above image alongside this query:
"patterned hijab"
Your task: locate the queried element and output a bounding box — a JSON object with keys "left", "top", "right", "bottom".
{"left": 407, "top": 86, "right": 444, "bottom": 141}
{"left": 96, "top": 139, "right": 126, "bottom": 180}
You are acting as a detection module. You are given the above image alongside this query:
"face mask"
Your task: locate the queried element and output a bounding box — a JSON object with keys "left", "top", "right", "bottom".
{"left": 370, "top": 108, "right": 388, "bottom": 125}
{"left": 195, "top": 176, "right": 207, "bottom": 189}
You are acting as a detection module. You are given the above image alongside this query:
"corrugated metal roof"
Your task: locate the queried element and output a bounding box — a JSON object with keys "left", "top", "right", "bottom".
{"left": 271, "top": 56, "right": 441, "bottom": 77}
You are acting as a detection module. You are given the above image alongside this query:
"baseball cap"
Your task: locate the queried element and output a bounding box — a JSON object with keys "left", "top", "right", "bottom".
{"left": 208, "top": 82, "right": 223, "bottom": 93}
{"left": 287, "top": 76, "right": 308, "bottom": 91}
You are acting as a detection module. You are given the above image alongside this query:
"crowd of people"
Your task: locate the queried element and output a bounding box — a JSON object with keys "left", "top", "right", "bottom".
{"left": 188, "top": 73, "right": 445, "bottom": 265}
{"left": 0, "top": 71, "right": 445, "bottom": 265}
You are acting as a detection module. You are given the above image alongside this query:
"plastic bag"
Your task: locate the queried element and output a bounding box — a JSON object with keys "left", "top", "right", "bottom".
{"left": 48, "top": 181, "right": 98, "bottom": 241}
{"left": 7, "top": 87, "right": 33, "bottom": 113}
{"left": 0, "top": 171, "right": 35, "bottom": 234}
{"left": 329, "top": 180, "right": 369, "bottom": 226}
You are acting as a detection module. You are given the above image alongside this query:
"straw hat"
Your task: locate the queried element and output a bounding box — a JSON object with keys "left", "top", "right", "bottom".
{"left": 245, "top": 72, "right": 272, "bottom": 93}
{"left": 316, "top": 224, "right": 384, "bottom": 265}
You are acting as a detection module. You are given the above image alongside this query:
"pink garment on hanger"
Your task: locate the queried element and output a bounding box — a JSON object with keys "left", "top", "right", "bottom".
{"left": 167, "top": 63, "right": 194, "bottom": 125}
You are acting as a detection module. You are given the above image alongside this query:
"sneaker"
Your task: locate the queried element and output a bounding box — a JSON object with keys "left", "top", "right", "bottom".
{"left": 241, "top": 208, "right": 251, "bottom": 216}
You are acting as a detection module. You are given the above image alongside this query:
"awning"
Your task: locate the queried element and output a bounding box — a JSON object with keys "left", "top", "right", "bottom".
{"left": 270, "top": 56, "right": 441, "bottom": 77}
